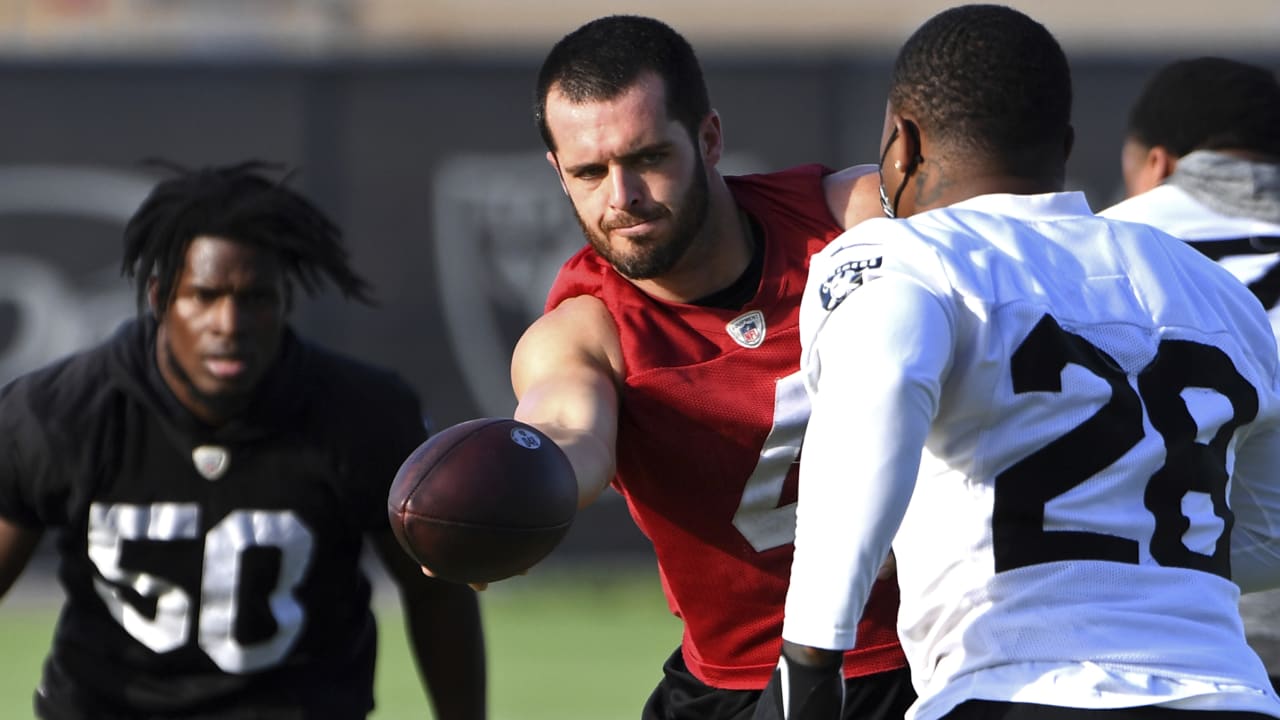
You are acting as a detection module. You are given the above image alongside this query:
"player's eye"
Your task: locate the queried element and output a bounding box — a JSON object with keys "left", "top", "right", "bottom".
{"left": 240, "top": 289, "right": 279, "bottom": 307}
{"left": 636, "top": 152, "right": 666, "bottom": 166}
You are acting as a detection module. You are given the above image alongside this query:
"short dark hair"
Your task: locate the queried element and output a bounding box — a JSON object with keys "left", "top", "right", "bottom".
{"left": 890, "top": 4, "right": 1073, "bottom": 177}
{"left": 122, "top": 160, "right": 372, "bottom": 315}
{"left": 533, "top": 14, "right": 711, "bottom": 152}
{"left": 1127, "top": 56, "right": 1280, "bottom": 159}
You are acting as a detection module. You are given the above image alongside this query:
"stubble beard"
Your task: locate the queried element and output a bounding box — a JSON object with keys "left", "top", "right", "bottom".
{"left": 576, "top": 157, "right": 710, "bottom": 281}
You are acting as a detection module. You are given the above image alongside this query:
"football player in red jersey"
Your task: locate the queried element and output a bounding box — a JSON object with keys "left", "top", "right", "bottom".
{"left": 0, "top": 162, "right": 485, "bottom": 720}
{"left": 506, "top": 14, "right": 911, "bottom": 720}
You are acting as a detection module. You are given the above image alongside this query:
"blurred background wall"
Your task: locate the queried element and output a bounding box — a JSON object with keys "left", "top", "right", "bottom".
{"left": 0, "top": 0, "right": 1277, "bottom": 556}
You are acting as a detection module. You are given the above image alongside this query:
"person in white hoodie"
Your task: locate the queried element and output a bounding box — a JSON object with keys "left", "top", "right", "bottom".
{"left": 1101, "top": 56, "right": 1280, "bottom": 694}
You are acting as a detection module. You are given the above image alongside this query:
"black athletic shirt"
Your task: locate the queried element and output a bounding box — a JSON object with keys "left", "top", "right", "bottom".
{"left": 0, "top": 318, "right": 427, "bottom": 719}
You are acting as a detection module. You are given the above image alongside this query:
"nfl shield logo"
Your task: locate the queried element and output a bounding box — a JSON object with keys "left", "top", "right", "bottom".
{"left": 726, "top": 310, "right": 767, "bottom": 349}
{"left": 510, "top": 427, "right": 542, "bottom": 449}
{"left": 192, "top": 445, "right": 230, "bottom": 481}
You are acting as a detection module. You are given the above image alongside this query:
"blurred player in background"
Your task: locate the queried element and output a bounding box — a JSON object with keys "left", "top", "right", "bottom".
{"left": 1100, "top": 56, "right": 1280, "bottom": 694}
{"left": 508, "top": 13, "right": 911, "bottom": 720}
{"left": 0, "top": 162, "right": 486, "bottom": 719}
{"left": 758, "top": 5, "right": 1280, "bottom": 720}
{"left": 1102, "top": 57, "right": 1280, "bottom": 335}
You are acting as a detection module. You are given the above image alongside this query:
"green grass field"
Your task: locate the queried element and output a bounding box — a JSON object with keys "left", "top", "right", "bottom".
{"left": 0, "top": 561, "right": 682, "bottom": 720}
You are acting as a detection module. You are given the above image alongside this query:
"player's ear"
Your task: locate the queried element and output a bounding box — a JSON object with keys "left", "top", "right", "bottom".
{"left": 1148, "top": 145, "right": 1177, "bottom": 183}
{"left": 146, "top": 276, "right": 160, "bottom": 316}
{"left": 899, "top": 117, "right": 924, "bottom": 172}
{"left": 546, "top": 151, "right": 569, "bottom": 196}
{"left": 881, "top": 114, "right": 910, "bottom": 175}
{"left": 698, "top": 110, "right": 723, "bottom": 168}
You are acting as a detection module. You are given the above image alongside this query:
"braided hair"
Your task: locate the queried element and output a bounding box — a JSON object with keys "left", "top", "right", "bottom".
{"left": 889, "top": 4, "right": 1073, "bottom": 178}
{"left": 122, "top": 160, "right": 372, "bottom": 315}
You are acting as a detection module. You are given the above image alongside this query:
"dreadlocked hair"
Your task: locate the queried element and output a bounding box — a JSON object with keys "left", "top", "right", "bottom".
{"left": 121, "top": 160, "right": 372, "bottom": 315}
{"left": 890, "top": 4, "right": 1073, "bottom": 177}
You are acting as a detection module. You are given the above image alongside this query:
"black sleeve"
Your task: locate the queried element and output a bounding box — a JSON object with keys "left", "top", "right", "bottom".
{"left": 0, "top": 431, "right": 37, "bottom": 527}
{"left": 0, "top": 376, "right": 63, "bottom": 528}
{"left": 329, "top": 363, "right": 430, "bottom": 531}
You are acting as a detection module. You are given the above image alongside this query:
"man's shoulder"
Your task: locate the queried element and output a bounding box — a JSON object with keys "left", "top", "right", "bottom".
{"left": 295, "top": 338, "right": 416, "bottom": 400}
{"left": 546, "top": 244, "right": 613, "bottom": 310}
{"left": 1103, "top": 185, "right": 1280, "bottom": 244}
{"left": 728, "top": 164, "right": 845, "bottom": 252}
{"left": 1098, "top": 185, "right": 1194, "bottom": 223}
{"left": 726, "top": 163, "right": 831, "bottom": 203}
{"left": 0, "top": 329, "right": 126, "bottom": 422}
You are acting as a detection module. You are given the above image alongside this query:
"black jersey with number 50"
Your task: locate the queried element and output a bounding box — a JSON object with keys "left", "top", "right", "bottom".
{"left": 0, "top": 318, "right": 427, "bottom": 719}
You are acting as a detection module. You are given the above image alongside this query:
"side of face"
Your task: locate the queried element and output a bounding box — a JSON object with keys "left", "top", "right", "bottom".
{"left": 1120, "top": 136, "right": 1176, "bottom": 198}
{"left": 876, "top": 102, "right": 924, "bottom": 218}
{"left": 543, "top": 72, "right": 719, "bottom": 280}
{"left": 152, "top": 235, "right": 287, "bottom": 424}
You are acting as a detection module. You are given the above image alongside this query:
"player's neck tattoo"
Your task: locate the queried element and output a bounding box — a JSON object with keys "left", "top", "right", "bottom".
{"left": 914, "top": 168, "right": 948, "bottom": 209}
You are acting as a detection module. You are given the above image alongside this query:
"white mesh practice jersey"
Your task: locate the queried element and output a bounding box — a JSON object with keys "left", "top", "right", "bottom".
{"left": 1102, "top": 184, "right": 1280, "bottom": 347}
{"left": 1103, "top": 183, "right": 1280, "bottom": 679}
{"left": 783, "top": 192, "right": 1280, "bottom": 720}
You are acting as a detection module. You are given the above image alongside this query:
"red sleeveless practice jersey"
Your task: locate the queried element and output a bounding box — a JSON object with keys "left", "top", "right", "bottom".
{"left": 545, "top": 164, "right": 906, "bottom": 689}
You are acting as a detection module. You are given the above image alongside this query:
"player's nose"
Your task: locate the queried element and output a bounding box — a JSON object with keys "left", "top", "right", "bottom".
{"left": 607, "top": 167, "right": 643, "bottom": 210}
{"left": 210, "top": 296, "right": 249, "bottom": 336}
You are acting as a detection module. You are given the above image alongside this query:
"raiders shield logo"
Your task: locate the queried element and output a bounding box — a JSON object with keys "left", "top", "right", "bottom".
{"left": 192, "top": 445, "right": 230, "bottom": 481}
{"left": 820, "top": 256, "right": 883, "bottom": 311}
{"left": 0, "top": 165, "right": 151, "bottom": 391}
{"left": 726, "top": 310, "right": 767, "bottom": 349}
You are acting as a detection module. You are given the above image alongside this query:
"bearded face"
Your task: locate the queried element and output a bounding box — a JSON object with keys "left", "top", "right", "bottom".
{"left": 544, "top": 74, "right": 713, "bottom": 281}
{"left": 573, "top": 150, "right": 709, "bottom": 280}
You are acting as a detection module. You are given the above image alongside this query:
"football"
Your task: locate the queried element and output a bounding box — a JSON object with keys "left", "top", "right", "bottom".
{"left": 387, "top": 417, "right": 578, "bottom": 584}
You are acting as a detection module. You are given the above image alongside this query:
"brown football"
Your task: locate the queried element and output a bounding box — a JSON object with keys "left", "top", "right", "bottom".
{"left": 387, "top": 417, "right": 578, "bottom": 584}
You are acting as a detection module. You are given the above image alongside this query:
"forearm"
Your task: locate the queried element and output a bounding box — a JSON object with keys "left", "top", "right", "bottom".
{"left": 0, "top": 515, "right": 41, "bottom": 601}
{"left": 372, "top": 529, "right": 486, "bottom": 718}
{"left": 786, "top": 279, "right": 948, "bottom": 649}
{"left": 402, "top": 581, "right": 487, "bottom": 720}
{"left": 514, "top": 370, "right": 618, "bottom": 509}
{"left": 528, "top": 424, "right": 614, "bottom": 509}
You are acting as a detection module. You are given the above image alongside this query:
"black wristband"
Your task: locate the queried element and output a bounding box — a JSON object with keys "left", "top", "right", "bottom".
{"left": 752, "top": 651, "right": 845, "bottom": 720}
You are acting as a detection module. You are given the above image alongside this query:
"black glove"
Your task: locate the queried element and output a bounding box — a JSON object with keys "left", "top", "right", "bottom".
{"left": 752, "top": 642, "right": 845, "bottom": 720}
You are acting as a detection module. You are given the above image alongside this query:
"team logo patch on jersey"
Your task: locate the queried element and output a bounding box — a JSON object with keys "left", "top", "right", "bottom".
{"left": 820, "top": 257, "right": 882, "bottom": 310}
{"left": 726, "top": 310, "right": 767, "bottom": 348}
{"left": 510, "top": 427, "right": 542, "bottom": 449}
{"left": 192, "top": 445, "right": 230, "bottom": 481}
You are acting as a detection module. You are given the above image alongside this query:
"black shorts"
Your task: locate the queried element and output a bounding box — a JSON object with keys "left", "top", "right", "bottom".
{"left": 640, "top": 646, "right": 915, "bottom": 720}
{"left": 945, "top": 700, "right": 1278, "bottom": 720}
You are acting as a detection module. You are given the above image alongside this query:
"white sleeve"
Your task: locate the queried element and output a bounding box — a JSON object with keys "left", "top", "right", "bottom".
{"left": 1229, "top": 418, "right": 1280, "bottom": 593}
{"left": 782, "top": 272, "right": 954, "bottom": 650}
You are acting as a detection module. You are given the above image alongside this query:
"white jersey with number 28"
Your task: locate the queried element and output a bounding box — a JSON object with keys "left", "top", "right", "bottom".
{"left": 783, "top": 191, "right": 1280, "bottom": 720}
